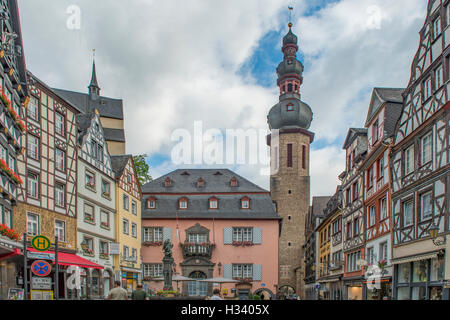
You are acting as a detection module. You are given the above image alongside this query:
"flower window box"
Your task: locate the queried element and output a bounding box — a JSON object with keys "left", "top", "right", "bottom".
{"left": 83, "top": 249, "right": 94, "bottom": 257}
{"left": 99, "top": 253, "right": 109, "bottom": 260}
{"left": 0, "top": 159, "right": 23, "bottom": 184}
{"left": 84, "top": 216, "right": 95, "bottom": 224}
{"left": 0, "top": 224, "right": 21, "bottom": 241}
{"left": 143, "top": 241, "right": 163, "bottom": 247}
{"left": 100, "top": 221, "right": 110, "bottom": 230}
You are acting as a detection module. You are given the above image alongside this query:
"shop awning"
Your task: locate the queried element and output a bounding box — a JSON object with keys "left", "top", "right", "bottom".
{"left": 0, "top": 248, "right": 21, "bottom": 261}
{"left": 27, "top": 248, "right": 104, "bottom": 270}
{"left": 391, "top": 252, "right": 438, "bottom": 265}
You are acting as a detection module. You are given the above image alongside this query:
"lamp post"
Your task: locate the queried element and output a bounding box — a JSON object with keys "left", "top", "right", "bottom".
{"left": 428, "top": 223, "right": 446, "bottom": 246}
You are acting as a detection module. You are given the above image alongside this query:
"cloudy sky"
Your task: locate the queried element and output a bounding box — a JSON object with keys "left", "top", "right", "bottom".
{"left": 18, "top": 0, "right": 427, "bottom": 198}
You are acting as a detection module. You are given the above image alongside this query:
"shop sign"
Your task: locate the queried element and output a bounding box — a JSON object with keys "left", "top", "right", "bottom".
{"left": 31, "top": 235, "right": 51, "bottom": 252}
{"left": 32, "top": 277, "right": 52, "bottom": 290}
{"left": 110, "top": 243, "right": 120, "bottom": 255}
{"left": 28, "top": 252, "right": 55, "bottom": 260}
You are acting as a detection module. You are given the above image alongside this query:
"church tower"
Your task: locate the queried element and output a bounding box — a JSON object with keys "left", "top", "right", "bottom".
{"left": 267, "top": 19, "right": 314, "bottom": 299}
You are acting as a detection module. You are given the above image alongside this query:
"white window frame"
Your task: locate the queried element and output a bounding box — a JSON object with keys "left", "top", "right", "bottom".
{"left": 379, "top": 242, "right": 388, "bottom": 262}
{"left": 123, "top": 194, "right": 129, "bottom": 211}
{"left": 404, "top": 145, "right": 415, "bottom": 176}
{"left": 28, "top": 135, "right": 39, "bottom": 160}
{"left": 55, "top": 220, "right": 65, "bottom": 242}
{"left": 421, "top": 132, "right": 432, "bottom": 166}
{"left": 131, "top": 223, "right": 137, "bottom": 238}
{"left": 369, "top": 206, "right": 376, "bottom": 227}
{"left": 55, "top": 148, "right": 65, "bottom": 171}
{"left": 403, "top": 201, "right": 414, "bottom": 227}
{"left": 28, "top": 96, "right": 39, "bottom": 121}
{"left": 27, "top": 213, "right": 39, "bottom": 236}
{"left": 179, "top": 199, "right": 188, "bottom": 209}
{"left": 435, "top": 65, "right": 443, "bottom": 89}
{"left": 131, "top": 200, "right": 137, "bottom": 215}
{"left": 55, "top": 183, "right": 65, "bottom": 207}
{"left": 424, "top": 77, "right": 432, "bottom": 100}
{"left": 433, "top": 16, "right": 441, "bottom": 39}
{"left": 27, "top": 173, "right": 39, "bottom": 199}
{"left": 420, "top": 191, "right": 433, "bottom": 221}
{"left": 381, "top": 198, "right": 388, "bottom": 220}
{"left": 123, "top": 219, "right": 129, "bottom": 235}
{"left": 55, "top": 112, "right": 65, "bottom": 136}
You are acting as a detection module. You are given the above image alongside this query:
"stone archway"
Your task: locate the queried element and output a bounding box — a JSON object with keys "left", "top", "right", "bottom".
{"left": 180, "top": 257, "right": 215, "bottom": 296}
{"left": 254, "top": 288, "right": 274, "bottom": 300}
{"left": 279, "top": 285, "right": 296, "bottom": 299}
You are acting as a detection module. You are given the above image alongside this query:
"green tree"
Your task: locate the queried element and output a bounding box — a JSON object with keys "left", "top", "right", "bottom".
{"left": 133, "top": 155, "right": 152, "bottom": 187}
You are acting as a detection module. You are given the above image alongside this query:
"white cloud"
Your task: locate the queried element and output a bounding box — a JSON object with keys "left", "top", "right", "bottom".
{"left": 18, "top": 0, "right": 427, "bottom": 199}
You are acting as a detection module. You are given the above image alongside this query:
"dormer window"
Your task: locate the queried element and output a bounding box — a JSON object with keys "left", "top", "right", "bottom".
{"left": 372, "top": 120, "right": 379, "bottom": 144}
{"left": 209, "top": 197, "right": 218, "bottom": 209}
{"left": 197, "top": 178, "right": 204, "bottom": 188}
{"left": 181, "top": 171, "right": 190, "bottom": 176}
{"left": 286, "top": 104, "right": 294, "bottom": 112}
{"left": 241, "top": 197, "right": 250, "bottom": 209}
{"left": 179, "top": 198, "right": 188, "bottom": 210}
{"left": 165, "top": 177, "right": 172, "bottom": 187}
{"left": 231, "top": 177, "right": 238, "bottom": 187}
{"left": 147, "top": 198, "right": 156, "bottom": 209}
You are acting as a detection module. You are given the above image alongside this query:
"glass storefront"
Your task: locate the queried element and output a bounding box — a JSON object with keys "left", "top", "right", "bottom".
{"left": 366, "top": 281, "right": 392, "bottom": 300}
{"left": 395, "top": 256, "right": 446, "bottom": 300}
{"left": 347, "top": 286, "right": 362, "bottom": 300}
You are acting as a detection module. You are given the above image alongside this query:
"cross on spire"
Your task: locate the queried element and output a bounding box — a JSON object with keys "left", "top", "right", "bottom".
{"left": 288, "top": 6, "right": 294, "bottom": 28}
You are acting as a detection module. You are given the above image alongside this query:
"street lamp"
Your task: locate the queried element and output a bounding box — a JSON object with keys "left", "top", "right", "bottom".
{"left": 428, "top": 223, "right": 446, "bottom": 246}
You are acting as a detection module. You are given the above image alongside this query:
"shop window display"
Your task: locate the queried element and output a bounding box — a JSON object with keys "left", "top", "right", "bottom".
{"left": 411, "top": 286, "right": 426, "bottom": 300}
{"left": 412, "top": 260, "right": 428, "bottom": 283}
{"left": 397, "top": 287, "right": 410, "bottom": 300}
{"left": 430, "top": 257, "right": 444, "bottom": 282}
{"left": 398, "top": 263, "right": 410, "bottom": 283}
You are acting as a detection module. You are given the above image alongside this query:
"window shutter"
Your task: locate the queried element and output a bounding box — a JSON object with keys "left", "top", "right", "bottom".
{"left": 163, "top": 227, "right": 172, "bottom": 242}
{"left": 224, "top": 228, "right": 233, "bottom": 244}
{"left": 253, "top": 264, "right": 262, "bottom": 281}
{"left": 224, "top": 264, "right": 233, "bottom": 278}
{"left": 253, "top": 228, "right": 262, "bottom": 244}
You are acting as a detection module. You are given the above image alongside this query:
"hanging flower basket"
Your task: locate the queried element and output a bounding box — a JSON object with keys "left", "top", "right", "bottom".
{"left": 232, "top": 241, "right": 243, "bottom": 246}
{"left": 243, "top": 241, "right": 254, "bottom": 247}
{"left": 378, "top": 260, "right": 388, "bottom": 269}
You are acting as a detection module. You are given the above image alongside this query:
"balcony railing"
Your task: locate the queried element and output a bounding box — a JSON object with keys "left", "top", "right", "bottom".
{"left": 180, "top": 242, "right": 215, "bottom": 259}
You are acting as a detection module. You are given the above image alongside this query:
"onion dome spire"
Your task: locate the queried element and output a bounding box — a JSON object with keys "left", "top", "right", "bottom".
{"left": 267, "top": 7, "right": 313, "bottom": 130}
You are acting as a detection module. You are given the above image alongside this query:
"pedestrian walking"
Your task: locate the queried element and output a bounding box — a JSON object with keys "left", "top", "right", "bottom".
{"left": 210, "top": 288, "right": 223, "bottom": 300}
{"left": 131, "top": 283, "right": 149, "bottom": 300}
{"left": 107, "top": 281, "right": 128, "bottom": 300}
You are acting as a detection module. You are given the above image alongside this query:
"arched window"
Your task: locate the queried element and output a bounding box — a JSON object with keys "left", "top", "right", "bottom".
{"left": 230, "top": 177, "right": 238, "bottom": 187}
{"left": 197, "top": 178, "right": 204, "bottom": 188}
{"left": 165, "top": 177, "right": 172, "bottom": 187}
{"left": 188, "top": 271, "right": 208, "bottom": 297}
{"left": 179, "top": 197, "right": 188, "bottom": 209}
{"left": 288, "top": 83, "right": 293, "bottom": 92}
{"left": 286, "top": 104, "right": 294, "bottom": 112}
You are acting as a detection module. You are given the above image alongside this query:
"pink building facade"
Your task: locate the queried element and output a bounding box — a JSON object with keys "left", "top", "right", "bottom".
{"left": 141, "top": 169, "right": 281, "bottom": 299}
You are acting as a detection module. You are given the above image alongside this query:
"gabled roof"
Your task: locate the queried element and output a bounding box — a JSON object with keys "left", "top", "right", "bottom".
{"left": 311, "top": 196, "right": 332, "bottom": 217}
{"left": 142, "top": 169, "right": 268, "bottom": 194}
{"left": 365, "top": 88, "right": 404, "bottom": 126}
{"left": 110, "top": 155, "right": 131, "bottom": 178}
{"left": 75, "top": 113, "right": 96, "bottom": 144}
{"left": 52, "top": 88, "right": 124, "bottom": 120}
{"left": 342, "top": 128, "right": 367, "bottom": 150}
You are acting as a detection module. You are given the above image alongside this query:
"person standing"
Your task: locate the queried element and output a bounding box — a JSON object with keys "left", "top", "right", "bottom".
{"left": 131, "top": 284, "right": 149, "bottom": 300}
{"left": 210, "top": 288, "right": 223, "bottom": 300}
{"left": 107, "top": 281, "right": 128, "bottom": 300}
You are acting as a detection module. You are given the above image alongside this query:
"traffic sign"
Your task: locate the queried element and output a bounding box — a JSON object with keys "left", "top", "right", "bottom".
{"left": 32, "top": 277, "right": 52, "bottom": 290}
{"left": 31, "top": 235, "right": 51, "bottom": 252}
{"left": 28, "top": 252, "right": 55, "bottom": 260}
{"left": 31, "top": 260, "right": 52, "bottom": 277}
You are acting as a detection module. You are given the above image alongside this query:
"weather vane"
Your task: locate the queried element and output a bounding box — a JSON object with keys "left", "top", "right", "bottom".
{"left": 92, "top": 48, "right": 96, "bottom": 60}
{"left": 288, "top": 6, "right": 294, "bottom": 28}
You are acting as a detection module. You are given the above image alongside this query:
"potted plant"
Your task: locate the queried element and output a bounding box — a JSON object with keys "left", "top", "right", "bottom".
{"left": 0, "top": 224, "right": 21, "bottom": 241}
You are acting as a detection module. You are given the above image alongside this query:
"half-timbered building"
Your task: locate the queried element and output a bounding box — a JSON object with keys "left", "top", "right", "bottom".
{"left": 0, "top": 0, "right": 29, "bottom": 300}
{"left": 339, "top": 128, "right": 368, "bottom": 300}
{"left": 391, "top": 0, "right": 449, "bottom": 301}
{"left": 303, "top": 196, "right": 330, "bottom": 300}
{"left": 111, "top": 155, "right": 142, "bottom": 294}
{"left": 76, "top": 111, "right": 116, "bottom": 299}
{"left": 359, "top": 88, "right": 404, "bottom": 300}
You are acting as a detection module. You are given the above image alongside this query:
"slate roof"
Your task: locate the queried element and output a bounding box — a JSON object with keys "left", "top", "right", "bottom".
{"left": 52, "top": 88, "right": 124, "bottom": 120}
{"left": 110, "top": 155, "right": 131, "bottom": 178}
{"left": 342, "top": 128, "right": 367, "bottom": 150}
{"left": 311, "top": 196, "right": 332, "bottom": 217}
{"left": 365, "top": 88, "right": 405, "bottom": 126}
{"left": 103, "top": 128, "right": 126, "bottom": 142}
{"left": 142, "top": 169, "right": 267, "bottom": 194}
{"left": 75, "top": 113, "right": 95, "bottom": 144}
{"left": 142, "top": 169, "right": 280, "bottom": 220}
